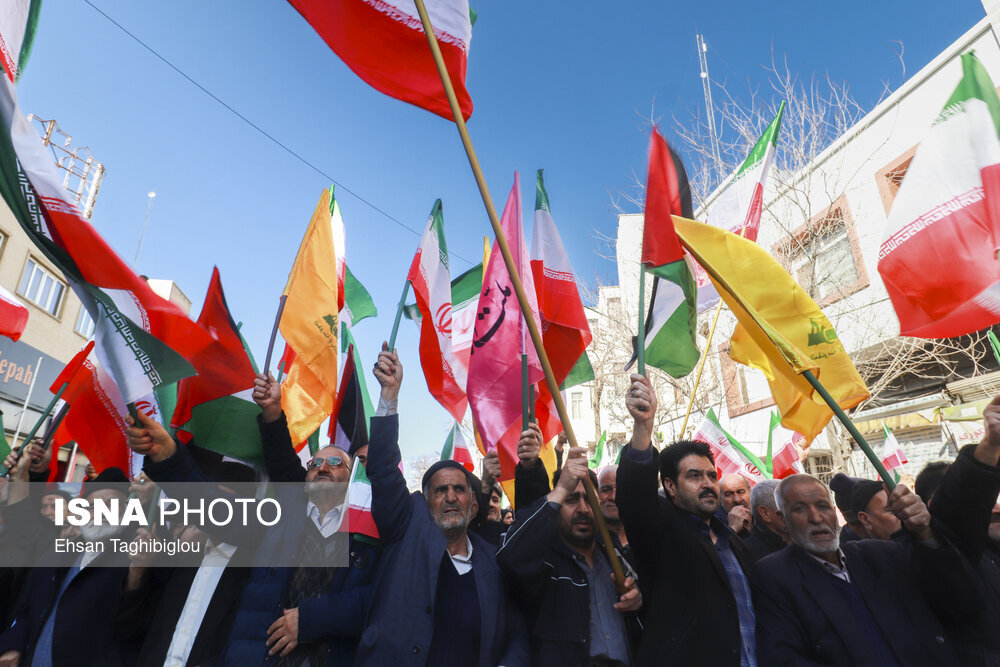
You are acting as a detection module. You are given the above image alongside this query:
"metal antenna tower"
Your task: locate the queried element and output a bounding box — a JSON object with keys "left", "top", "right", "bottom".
{"left": 27, "top": 115, "right": 105, "bottom": 219}
{"left": 696, "top": 34, "right": 723, "bottom": 176}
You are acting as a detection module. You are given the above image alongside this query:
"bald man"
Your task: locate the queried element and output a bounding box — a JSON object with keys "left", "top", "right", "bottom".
{"left": 719, "top": 474, "right": 753, "bottom": 537}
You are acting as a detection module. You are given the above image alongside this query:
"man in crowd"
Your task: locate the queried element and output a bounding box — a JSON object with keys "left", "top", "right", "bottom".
{"left": 126, "top": 371, "right": 380, "bottom": 665}
{"left": 852, "top": 479, "right": 902, "bottom": 540}
{"left": 742, "top": 478, "right": 787, "bottom": 562}
{"left": 598, "top": 464, "right": 632, "bottom": 563}
{"left": 356, "top": 344, "right": 527, "bottom": 666}
{"left": 0, "top": 468, "right": 132, "bottom": 666}
{"left": 926, "top": 394, "right": 1000, "bottom": 663}
{"left": 616, "top": 374, "right": 756, "bottom": 666}
{"left": 828, "top": 473, "right": 865, "bottom": 542}
{"left": 498, "top": 445, "right": 641, "bottom": 665}
{"left": 754, "top": 473, "right": 981, "bottom": 664}
{"left": 719, "top": 473, "right": 753, "bottom": 537}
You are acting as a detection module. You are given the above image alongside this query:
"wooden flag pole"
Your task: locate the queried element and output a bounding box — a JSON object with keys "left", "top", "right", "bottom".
{"left": 263, "top": 295, "right": 288, "bottom": 376}
{"left": 412, "top": 0, "right": 626, "bottom": 594}
{"left": 802, "top": 370, "right": 896, "bottom": 489}
{"left": 387, "top": 280, "right": 411, "bottom": 351}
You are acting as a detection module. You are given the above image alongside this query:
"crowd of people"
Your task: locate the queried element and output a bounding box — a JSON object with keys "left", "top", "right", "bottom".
{"left": 0, "top": 343, "right": 998, "bottom": 666}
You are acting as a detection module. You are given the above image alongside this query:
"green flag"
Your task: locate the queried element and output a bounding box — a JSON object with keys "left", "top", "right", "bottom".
{"left": 589, "top": 430, "right": 607, "bottom": 469}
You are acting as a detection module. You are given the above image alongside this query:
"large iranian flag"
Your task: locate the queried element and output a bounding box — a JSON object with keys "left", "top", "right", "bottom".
{"left": 693, "top": 408, "right": 769, "bottom": 486}
{"left": 407, "top": 199, "right": 467, "bottom": 421}
{"left": 0, "top": 0, "right": 41, "bottom": 83}
{"left": 288, "top": 0, "right": 473, "bottom": 121}
{"left": 879, "top": 53, "right": 1000, "bottom": 338}
{"left": 694, "top": 103, "right": 784, "bottom": 311}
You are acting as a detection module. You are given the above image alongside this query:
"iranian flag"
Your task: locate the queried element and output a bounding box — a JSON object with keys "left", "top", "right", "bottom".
{"left": 288, "top": 0, "right": 473, "bottom": 121}
{"left": 0, "top": 283, "right": 28, "bottom": 341}
{"left": 172, "top": 268, "right": 264, "bottom": 466}
{"left": 344, "top": 457, "right": 379, "bottom": 539}
{"left": 637, "top": 129, "right": 699, "bottom": 378}
{"left": 693, "top": 408, "right": 768, "bottom": 486}
{"left": 767, "top": 411, "right": 805, "bottom": 479}
{"left": 407, "top": 199, "right": 467, "bottom": 421}
{"left": 530, "top": 169, "right": 593, "bottom": 443}
{"left": 0, "top": 0, "right": 41, "bottom": 83}
{"left": 694, "top": 103, "right": 785, "bottom": 311}
{"left": 440, "top": 422, "right": 474, "bottom": 471}
{"left": 878, "top": 52, "right": 1000, "bottom": 337}
{"left": 880, "top": 423, "right": 908, "bottom": 478}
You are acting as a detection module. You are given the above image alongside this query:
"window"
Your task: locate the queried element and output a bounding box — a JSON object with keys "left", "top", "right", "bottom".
{"left": 777, "top": 196, "right": 868, "bottom": 305}
{"left": 875, "top": 146, "right": 917, "bottom": 215}
{"left": 719, "top": 342, "right": 774, "bottom": 418}
{"left": 17, "top": 258, "right": 65, "bottom": 317}
{"left": 804, "top": 452, "right": 834, "bottom": 486}
{"left": 75, "top": 307, "right": 95, "bottom": 338}
{"left": 571, "top": 392, "right": 583, "bottom": 420}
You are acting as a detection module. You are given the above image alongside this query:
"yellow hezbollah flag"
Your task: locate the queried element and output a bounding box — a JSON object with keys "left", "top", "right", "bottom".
{"left": 673, "top": 216, "right": 869, "bottom": 443}
{"left": 280, "top": 189, "right": 339, "bottom": 445}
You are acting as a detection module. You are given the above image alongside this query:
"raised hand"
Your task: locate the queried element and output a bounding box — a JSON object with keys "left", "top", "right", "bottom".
{"left": 126, "top": 411, "right": 177, "bottom": 464}
{"left": 516, "top": 422, "right": 543, "bottom": 469}
{"left": 373, "top": 342, "right": 402, "bottom": 402}
{"left": 886, "top": 484, "right": 933, "bottom": 542}
{"left": 252, "top": 372, "right": 282, "bottom": 423}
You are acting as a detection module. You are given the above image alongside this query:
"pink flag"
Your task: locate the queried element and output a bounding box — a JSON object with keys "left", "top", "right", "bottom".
{"left": 467, "top": 172, "right": 543, "bottom": 482}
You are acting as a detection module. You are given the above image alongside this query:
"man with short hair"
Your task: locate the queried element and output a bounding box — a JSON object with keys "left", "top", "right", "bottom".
{"left": 754, "top": 474, "right": 981, "bottom": 664}
{"left": 828, "top": 473, "right": 865, "bottom": 542}
{"left": 598, "top": 465, "right": 632, "bottom": 558}
{"left": 498, "top": 446, "right": 641, "bottom": 665}
{"left": 719, "top": 474, "right": 753, "bottom": 537}
{"left": 852, "top": 480, "right": 902, "bottom": 540}
{"left": 743, "top": 479, "right": 786, "bottom": 562}
{"left": 616, "top": 374, "right": 756, "bottom": 666}
{"left": 356, "top": 344, "right": 526, "bottom": 666}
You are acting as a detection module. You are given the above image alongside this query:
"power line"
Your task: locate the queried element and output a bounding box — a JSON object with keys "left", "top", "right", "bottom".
{"left": 80, "top": 0, "right": 476, "bottom": 266}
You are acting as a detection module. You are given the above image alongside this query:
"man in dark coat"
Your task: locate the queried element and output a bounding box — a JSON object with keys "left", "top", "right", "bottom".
{"left": 0, "top": 468, "right": 132, "bottom": 667}
{"left": 743, "top": 478, "right": 786, "bottom": 563}
{"left": 754, "top": 473, "right": 982, "bottom": 665}
{"left": 497, "top": 445, "right": 641, "bottom": 666}
{"left": 355, "top": 344, "right": 527, "bottom": 666}
{"left": 616, "top": 374, "right": 757, "bottom": 666}
{"left": 927, "top": 394, "right": 1000, "bottom": 664}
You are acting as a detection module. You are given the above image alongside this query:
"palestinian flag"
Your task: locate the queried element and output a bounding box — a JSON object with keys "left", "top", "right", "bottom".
{"left": 636, "top": 129, "right": 699, "bottom": 378}
{"left": 0, "top": 283, "right": 28, "bottom": 341}
{"left": 407, "top": 200, "right": 467, "bottom": 421}
{"left": 440, "top": 423, "right": 474, "bottom": 471}
{"left": 530, "top": 169, "right": 593, "bottom": 442}
{"left": 694, "top": 103, "right": 785, "bottom": 311}
{"left": 693, "top": 408, "right": 768, "bottom": 486}
{"left": 340, "top": 323, "right": 375, "bottom": 421}
{"left": 766, "top": 411, "right": 805, "bottom": 479}
{"left": 329, "top": 344, "right": 368, "bottom": 456}
{"left": 878, "top": 53, "right": 1000, "bottom": 337}
{"left": 880, "top": 423, "right": 908, "bottom": 480}
{"left": 342, "top": 264, "right": 376, "bottom": 327}
{"left": 0, "top": 0, "right": 41, "bottom": 83}
{"left": 172, "top": 268, "right": 264, "bottom": 466}
{"left": 288, "top": 0, "right": 474, "bottom": 121}
{"left": 344, "top": 458, "right": 379, "bottom": 539}
{"left": 588, "top": 431, "right": 607, "bottom": 470}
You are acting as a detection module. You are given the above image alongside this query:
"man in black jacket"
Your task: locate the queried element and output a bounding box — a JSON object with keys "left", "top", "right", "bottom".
{"left": 742, "top": 478, "right": 786, "bottom": 563}
{"left": 928, "top": 394, "right": 1000, "bottom": 664}
{"left": 616, "top": 374, "right": 757, "bottom": 666}
{"left": 754, "top": 473, "right": 981, "bottom": 665}
{"left": 497, "top": 445, "right": 641, "bottom": 666}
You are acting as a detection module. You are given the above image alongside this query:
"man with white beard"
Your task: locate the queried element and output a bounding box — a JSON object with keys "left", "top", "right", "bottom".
{"left": 0, "top": 467, "right": 132, "bottom": 666}
{"left": 754, "top": 474, "right": 982, "bottom": 665}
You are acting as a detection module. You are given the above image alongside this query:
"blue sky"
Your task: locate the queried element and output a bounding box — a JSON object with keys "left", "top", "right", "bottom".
{"left": 15, "top": 0, "right": 988, "bottom": 459}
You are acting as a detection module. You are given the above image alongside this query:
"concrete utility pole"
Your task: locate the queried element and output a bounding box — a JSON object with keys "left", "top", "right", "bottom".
{"left": 696, "top": 34, "right": 723, "bottom": 175}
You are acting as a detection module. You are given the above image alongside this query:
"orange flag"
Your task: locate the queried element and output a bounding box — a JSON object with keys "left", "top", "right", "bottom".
{"left": 280, "top": 190, "right": 340, "bottom": 446}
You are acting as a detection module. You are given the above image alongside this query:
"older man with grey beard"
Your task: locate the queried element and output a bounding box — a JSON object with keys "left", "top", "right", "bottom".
{"left": 355, "top": 344, "right": 527, "bottom": 667}
{"left": 753, "top": 474, "right": 983, "bottom": 666}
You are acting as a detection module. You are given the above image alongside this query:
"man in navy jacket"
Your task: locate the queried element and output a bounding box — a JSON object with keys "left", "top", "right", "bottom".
{"left": 355, "top": 343, "right": 527, "bottom": 666}
{"left": 754, "top": 473, "right": 982, "bottom": 665}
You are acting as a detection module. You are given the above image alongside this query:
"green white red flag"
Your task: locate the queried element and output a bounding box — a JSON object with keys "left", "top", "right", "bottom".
{"left": 440, "top": 422, "right": 474, "bottom": 471}
{"left": 693, "top": 103, "right": 784, "bottom": 311}
{"left": 635, "top": 129, "right": 700, "bottom": 378}
{"left": 878, "top": 53, "right": 1000, "bottom": 337}
{"left": 344, "top": 456, "right": 379, "bottom": 539}
{"left": 0, "top": 283, "right": 28, "bottom": 341}
{"left": 693, "top": 408, "right": 769, "bottom": 486}
{"left": 530, "top": 169, "right": 593, "bottom": 443}
{"left": 766, "top": 411, "right": 805, "bottom": 479}
{"left": 880, "top": 423, "right": 908, "bottom": 478}
{"left": 0, "top": 0, "right": 41, "bottom": 83}
{"left": 406, "top": 200, "right": 468, "bottom": 421}
{"left": 288, "top": 0, "right": 473, "bottom": 121}
{"left": 342, "top": 264, "right": 377, "bottom": 328}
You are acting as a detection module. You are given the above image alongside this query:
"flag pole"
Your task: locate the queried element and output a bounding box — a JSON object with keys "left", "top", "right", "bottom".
{"left": 412, "top": 0, "right": 626, "bottom": 593}
{"left": 636, "top": 268, "right": 646, "bottom": 375}
{"left": 387, "top": 280, "right": 411, "bottom": 351}
{"left": 1, "top": 382, "right": 68, "bottom": 477}
{"left": 263, "top": 294, "right": 288, "bottom": 376}
{"left": 801, "top": 369, "right": 896, "bottom": 489}
{"left": 10, "top": 356, "right": 42, "bottom": 449}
